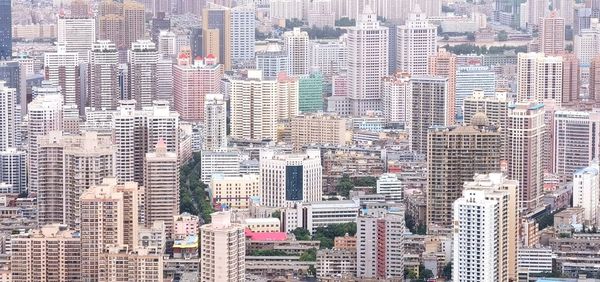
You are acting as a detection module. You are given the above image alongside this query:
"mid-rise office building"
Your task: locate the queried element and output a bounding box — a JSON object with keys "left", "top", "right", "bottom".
{"left": 517, "top": 53, "right": 563, "bottom": 106}
{"left": 290, "top": 113, "right": 348, "bottom": 149}
{"left": 210, "top": 174, "right": 260, "bottom": 209}
{"left": 200, "top": 149, "right": 243, "bottom": 183}
{"left": 260, "top": 149, "right": 322, "bottom": 208}
{"left": 256, "top": 39, "right": 289, "bottom": 79}
{"left": 553, "top": 111, "right": 600, "bottom": 181}
{"left": 0, "top": 148, "right": 26, "bottom": 193}
{"left": 299, "top": 72, "right": 324, "bottom": 113}
{"left": 573, "top": 161, "right": 600, "bottom": 226}
{"left": 455, "top": 66, "right": 496, "bottom": 119}
{"left": 231, "top": 4, "right": 256, "bottom": 63}
{"left": 203, "top": 5, "right": 232, "bottom": 70}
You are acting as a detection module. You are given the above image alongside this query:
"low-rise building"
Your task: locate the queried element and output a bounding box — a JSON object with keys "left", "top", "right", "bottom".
{"left": 316, "top": 248, "right": 357, "bottom": 279}
{"left": 282, "top": 200, "right": 360, "bottom": 233}
{"left": 210, "top": 174, "right": 260, "bottom": 209}
{"left": 517, "top": 247, "right": 553, "bottom": 274}
{"left": 244, "top": 218, "right": 280, "bottom": 232}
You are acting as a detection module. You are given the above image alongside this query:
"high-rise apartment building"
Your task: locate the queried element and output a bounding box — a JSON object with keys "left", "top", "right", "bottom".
{"left": 376, "top": 173, "right": 404, "bottom": 201}
{"left": 560, "top": 53, "right": 580, "bottom": 104}
{"left": 89, "top": 40, "right": 120, "bottom": 110}
{"left": 123, "top": 0, "right": 146, "bottom": 49}
{"left": 173, "top": 54, "right": 224, "bottom": 122}
{"left": 99, "top": 245, "right": 163, "bottom": 281}
{"left": 57, "top": 16, "right": 96, "bottom": 62}
{"left": 113, "top": 100, "right": 179, "bottom": 184}
{"left": 36, "top": 131, "right": 115, "bottom": 228}
{"left": 144, "top": 140, "right": 180, "bottom": 233}
{"left": 259, "top": 149, "right": 322, "bottom": 208}
{"left": 347, "top": 6, "right": 388, "bottom": 115}
{"left": 589, "top": 55, "right": 600, "bottom": 103}
{"left": 80, "top": 180, "right": 125, "bottom": 281}
{"left": 428, "top": 50, "right": 457, "bottom": 124}
{"left": 128, "top": 40, "right": 159, "bottom": 109}
{"left": 256, "top": 39, "right": 289, "bottom": 79}
{"left": 0, "top": 148, "right": 27, "bottom": 193}
{"left": 573, "top": 160, "right": 600, "bottom": 226}
{"left": 203, "top": 5, "right": 232, "bottom": 70}
{"left": 381, "top": 72, "right": 412, "bottom": 130}
{"left": 427, "top": 119, "right": 501, "bottom": 231}
{"left": 283, "top": 28, "right": 310, "bottom": 76}
{"left": 411, "top": 76, "right": 448, "bottom": 154}
{"left": 44, "top": 43, "right": 80, "bottom": 106}
{"left": 574, "top": 18, "right": 600, "bottom": 66}
{"left": 453, "top": 173, "right": 519, "bottom": 282}
{"left": 229, "top": 70, "right": 277, "bottom": 141}
{"left": 0, "top": 0, "right": 11, "bottom": 60}
{"left": 299, "top": 72, "right": 324, "bottom": 113}
{"left": 539, "top": 12, "right": 565, "bottom": 55}
{"left": 356, "top": 208, "right": 405, "bottom": 279}
{"left": 203, "top": 94, "right": 227, "bottom": 150}
{"left": 11, "top": 224, "right": 81, "bottom": 281}
{"left": 553, "top": 111, "right": 600, "bottom": 181}
{"left": 276, "top": 72, "right": 299, "bottom": 121}
{"left": 517, "top": 52, "right": 563, "bottom": 105}
{"left": 463, "top": 90, "right": 510, "bottom": 161}
{"left": 200, "top": 211, "right": 245, "bottom": 281}
{"left": 27, "top": 83, "right": 63, "bottom": 193}
{"left": 0, "top": 81, "right": 15, "bottom": 151}
{"left": 231, "top": 4, "right": 256, "bottom": 63}
{"left": 397, "top": 11, "right": 437, "bottom": 75}
{"left": 508, "top": 102, "right": 545, "bottom": 214}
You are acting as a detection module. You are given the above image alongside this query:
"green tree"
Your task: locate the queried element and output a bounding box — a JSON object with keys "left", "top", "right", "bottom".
{"left": 271, "top": 210, "right": 281, "bottom": 219}
{"left": 335, "top": 17, "right": 355, "bottom": 27}
{"left": 466, "top": 32, "right": 475, "bottom": 41}
{"left": 285, "top": 18, "right": 304, "bottom": 29}
{"left": 336, "top": 174, "right": 355, "bottom": 197}
{"left": 252, "top": 249, "right": 288, "bottom": 256}
{"left": 419, "top": 264, "right": 434, "bottom": 280}
{"left": 292, "top": 227, "right": 311, "bottom": 240}
{"left": 497, "top": 30, "right": 509, "bottom": 41}
{"left": 299, "top": 248, "right": 317, "bottom": 261}
{"left": 442, "top": 262, "right": 452, "bottom": 279}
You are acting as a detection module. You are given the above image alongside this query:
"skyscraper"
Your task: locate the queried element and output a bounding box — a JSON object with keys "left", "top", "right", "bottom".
{"left": 27, "top": 83, "right": 63, "bottom": 194}
{"left": 381, "top": 72, "right": 412, "bottom": 130}
{"left": 229, "top": 70, "right": 278, "bottom": 141}
{"left": 57, "top": 16, "right": 96, "bottom": 62}
{"left": 453, "top": 173, "right": 519, "bottom": 282}
{"left": 591, "top": 55, "right": 600, "bottom": 103}
{"left": 508, "top": 102, "right": 545, "bottom": 214}
{"left": 36, "top": 131, "right": 115, "bottom": 228}
{"left": 230, "top": 4, "right": 256, "bottom": 64}
{"left": 397, "top": 10, "right": 437, "bottom": 75}
{"left": 517, "top": 52, "right": 563, "bottom": 106}
{"left": 259, "top": 149, "right": 322, "bottom": 208}
{"left": 44, "top": 43, "right": 81, "bottom": 106}
{"left": 203, "top": 94, "right": 227, "bottom": 150}
{"left": 411, "top": 76, "right": 448, "bottom": 154}
{"left": 200, "top": 211, "right": 245, "bottom": 281}
{"left": 128, "top": 40, "right": 158, "bottom": 109}
{"left": 539, "top": 12, "right": 565, "bottom": 55}
{"left": 427, "top": 117, "right": 501, "bottom": 231}
{"left": 80, "top": 179, "right": 125, "bottom": 281}
{"left": 347, "top": 6, "right": 388, "bottom": 116}
{"left": 123, "top": 0, "right": 146, "bottom": 49}
{"left": 89, "top": 40, "right": 120, "bottom": 110}
{"left": 0, "top": 81, "right": 15, "bottom": 151}
{"left": 283, "top": 28, "right": 310, "bottom": 76}
{"left": 428, "top": 50, "right": 457, "bottom": 125}
{"left": 463, "top": 90, "right": 510, "bottom": 161}
{"left": 144, "top": 140, "right": 179, "bottom": 233}
{"left": 560, "top": 53, "right": 580, "bottom": 104}
{"left": 173, "top": 54, "right": 224, "bottom": 122}
{"left": 203, "top": 4, "right": 232, "bottom": 70}
{"left": 0, "top": 0, "right": 11, "bottom": 60}
{"left": 113, "top": 100, "right": 179, "bottom": 184}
